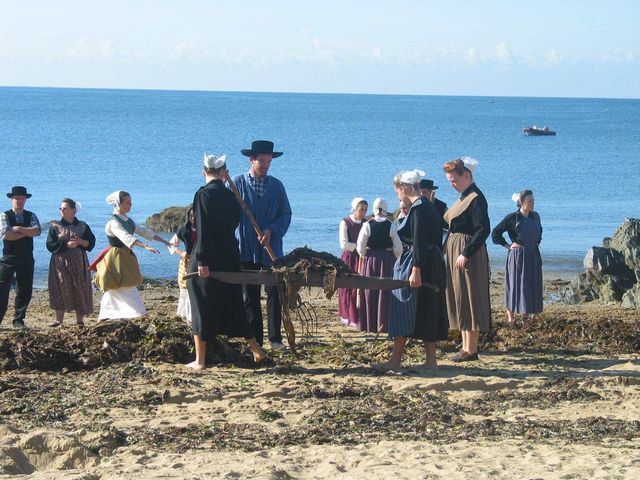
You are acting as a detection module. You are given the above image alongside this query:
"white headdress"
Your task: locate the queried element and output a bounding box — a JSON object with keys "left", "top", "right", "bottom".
{"left": 351, "top": 197, "right": 367, "bottom": 212}
{"left": 461, "top": 156, "right": 479, "bottom": 173}
{"left": 372, "top": 198, "right": 388, "bottom": 215}
{"left": 204, "top": 153, "right": 227, "bottom": 169}
{"left": 74, "top": 201, "right": 82, "bottom": 212}
{"left": 399, "top": 169, "right": 425, "bottom": 185}
{"left": 106, "top": 191, "right": 123, "bottom": 213}
{"left": 511, "top": 192, "right": 520, "bottom": 203}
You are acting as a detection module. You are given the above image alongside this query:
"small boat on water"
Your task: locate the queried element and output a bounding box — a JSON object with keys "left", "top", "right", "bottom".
{"left": 523, "top": 125, "right": 556, "bottom": 136}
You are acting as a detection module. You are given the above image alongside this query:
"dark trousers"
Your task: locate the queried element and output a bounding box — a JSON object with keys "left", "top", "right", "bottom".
{"left": 241, "top": 262, "right": 282, "bottom": 345}
{"left": 0, "top": 255, "right": 35, "bottom": 325}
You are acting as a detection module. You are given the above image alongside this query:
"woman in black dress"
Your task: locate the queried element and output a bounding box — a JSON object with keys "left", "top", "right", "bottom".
{"left": 186, "top": 154, "right": 266, "bottom": 369}
{"left": 379, "top": 170, "right": 449, "bottom": 370}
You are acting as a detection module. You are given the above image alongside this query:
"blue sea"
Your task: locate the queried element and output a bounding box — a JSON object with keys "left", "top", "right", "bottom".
{"left": 1, "top": 87, "right": 638, "bottom": 287}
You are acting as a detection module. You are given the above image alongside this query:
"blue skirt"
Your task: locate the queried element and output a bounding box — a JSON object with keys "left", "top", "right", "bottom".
{"left": 388, "top": 246, "right": 449, "bottom": 341}
{"left": 389, "top": 247, "right": 417, "bottom": 337}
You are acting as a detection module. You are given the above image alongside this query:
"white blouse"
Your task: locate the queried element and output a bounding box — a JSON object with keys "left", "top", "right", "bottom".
{"left": 339, "top": 214, "right": 362, "bottom": 253}
{"left": 105, "top": 214, "right": 155, "bottom": 248}
{"left": 356, "top": 215, "right": 403, "bottom": 258}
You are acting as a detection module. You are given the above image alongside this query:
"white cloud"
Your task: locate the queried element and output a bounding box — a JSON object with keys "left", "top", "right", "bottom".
{"left": 463, "top": 47, "right": 478, "bottom": 65}
{"left": 547, "top": 50, "right": 561, "bottom": 64}
{"left": 493, "top": 43, "right": 513, "bottom": 64}
{"left": 311, "top": 36, "right": 337, "bottom": 66}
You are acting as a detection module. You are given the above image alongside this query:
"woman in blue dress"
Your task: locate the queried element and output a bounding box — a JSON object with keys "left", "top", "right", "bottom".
{"left": 377, "top": 170, "right": 449, "bottom": 370}
{"left": 492, "top": 190, "right": 543, "bottom": 324}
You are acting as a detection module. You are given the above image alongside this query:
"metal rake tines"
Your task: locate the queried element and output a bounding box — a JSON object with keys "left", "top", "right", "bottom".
{"left": 292, "top": 300, "right": 318, "bottom": 339}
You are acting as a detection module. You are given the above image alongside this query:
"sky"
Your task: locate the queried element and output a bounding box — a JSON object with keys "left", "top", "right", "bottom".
{"left": 1, "top": 0, "right": 639, "bottom": 98}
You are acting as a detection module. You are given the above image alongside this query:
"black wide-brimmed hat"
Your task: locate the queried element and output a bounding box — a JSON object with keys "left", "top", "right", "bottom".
{"left": 6, "top": 186, "right": 32, "bottom": 199}
{"left": 419, "top": 179, "right": 438, "bottom": 190}
{"left": 241, "top": 140, "right": 283, "bottom": 158}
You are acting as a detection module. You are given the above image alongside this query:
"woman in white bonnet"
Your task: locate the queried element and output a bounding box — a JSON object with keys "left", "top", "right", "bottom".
{"left": 379, "top": 170, "right": 449, "bottom": 370}
{"left": 186, "top": 153, "right": 266, "bottom": 369}
{"left": 442, "top": 157, "right": 491, "bottom": 362}
{"left": 356, "top": 197, "right": 402, "bottom": 333}
{"left": 91, "top": 190, "right": 174, "bottom": 320}
{"left": 492, "top": 190, "right": 543, "bottom": 324}
{"left": 338, "top": 197, "right": 368, "bottom": 328}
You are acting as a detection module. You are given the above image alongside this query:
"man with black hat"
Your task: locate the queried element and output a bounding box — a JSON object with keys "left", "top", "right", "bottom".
{"left": 0, "top": 186, "right": 41, "bottom": 328}
{"left": 419, "top": 179, "right": 448, "bottom": 248}
{"left": 234, "top": 140, "right": 292, "bottom": 351}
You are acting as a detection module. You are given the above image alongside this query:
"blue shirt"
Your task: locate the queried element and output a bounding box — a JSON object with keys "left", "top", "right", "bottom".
{"left": 233, "top": 173, "right": 292, "bottom": 266}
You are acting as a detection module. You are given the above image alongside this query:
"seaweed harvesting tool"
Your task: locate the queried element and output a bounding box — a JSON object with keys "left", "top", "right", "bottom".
{"left": 182, "top": 265, "right": 439, "bottom": 351}
{"left": 182, "top": 270, "right": 438, "bottom": 291}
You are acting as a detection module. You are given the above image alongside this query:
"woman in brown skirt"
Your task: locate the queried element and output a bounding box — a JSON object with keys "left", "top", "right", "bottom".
{"left": 443, "top": 158, "right": 491, "bottom": 362}
{"left": 46, "top": 198, "right": 96, "bottom": 326}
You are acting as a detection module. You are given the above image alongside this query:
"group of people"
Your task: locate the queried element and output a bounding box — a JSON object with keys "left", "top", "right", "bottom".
{"left": 1, "top": 144, "right": 543, "bottom": 371}
{"left": 337, "top": 158, "right": 543, "bottom": 369}
{"left": 0, "top": 140, "right": 292, "bottom": 370}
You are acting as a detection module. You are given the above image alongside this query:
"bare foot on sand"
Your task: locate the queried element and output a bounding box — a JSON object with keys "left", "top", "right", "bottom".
{"left": 422, "top": 360, "right": 439, "bottom": 370}
{"left": 252, "top": 347, "right": 267, "bottom": 363}
{"left": 373, "top": 361, "right": 401, "bottom": 372}
{"left": 185, "top": 360, "right": 205, "bottom": 370}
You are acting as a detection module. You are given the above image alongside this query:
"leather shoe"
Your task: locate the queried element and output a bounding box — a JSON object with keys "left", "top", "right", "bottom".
{"left": 454, "top": 352, "right": 479, "bottom": 363}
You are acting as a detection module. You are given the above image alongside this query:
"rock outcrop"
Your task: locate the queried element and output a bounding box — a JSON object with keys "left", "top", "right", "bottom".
{"left": 145, "top": 206, "right": 188, "bottom": 232}
{"left": 561, "top": 218, "right": 640, "bottom": 308}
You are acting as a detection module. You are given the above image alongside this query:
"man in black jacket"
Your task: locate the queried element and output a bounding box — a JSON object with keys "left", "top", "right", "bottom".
{"left": 0, "top": 186, "right": 41, "bottom": 328}
{"left": 419, "top": 179, "right": 447, "bottom": 248}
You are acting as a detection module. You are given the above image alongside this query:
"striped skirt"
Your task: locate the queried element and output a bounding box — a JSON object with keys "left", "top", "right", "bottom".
{"left": 445, "top": 233, "right": 492, "bottom": 332}
{"left": 388, "top": 245, "right": 449, "bottom": 341}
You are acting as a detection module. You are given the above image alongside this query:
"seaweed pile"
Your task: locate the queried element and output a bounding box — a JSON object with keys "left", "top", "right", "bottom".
{"left": 271, "top": 247, "right": 354, "bottom": 348}
{"left": 481, "top": 311, "right": 640, "bottom": 354}
{"left": 0, "top": 318, "right": 253, "bottom": 372}
{"left": 272, "top": 246, "right": 353, "bottom": 300}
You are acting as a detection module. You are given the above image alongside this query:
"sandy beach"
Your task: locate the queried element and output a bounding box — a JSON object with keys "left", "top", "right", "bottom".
{"left": 1, "top": 274, "right": 639, "bottom": 479}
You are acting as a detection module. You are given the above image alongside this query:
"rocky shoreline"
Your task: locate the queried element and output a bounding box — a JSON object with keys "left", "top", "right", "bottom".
{"left": 561, "top": 218, "right": 640, "bottom": 308}
{"left": 145, "top": 206, "right": 189, "bottom": 232}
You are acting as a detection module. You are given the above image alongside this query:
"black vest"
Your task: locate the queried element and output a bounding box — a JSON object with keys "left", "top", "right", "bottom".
{"left": 368, "top": 219, "right": 393, "bottom": 249}
{"left": 3, "top": 210, "right": 34, "bottom": 258}
{"left": 107, "top": 215, "right": 135, "bottom": 249}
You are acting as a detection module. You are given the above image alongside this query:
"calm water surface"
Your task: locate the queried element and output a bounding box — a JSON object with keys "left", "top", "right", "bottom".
{"left": 0, "top": 87, "right": 638, "bottom": 286}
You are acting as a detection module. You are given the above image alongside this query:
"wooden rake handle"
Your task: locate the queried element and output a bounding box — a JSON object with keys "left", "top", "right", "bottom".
{"left": 224, "top": 171, "right": 277, "bottom": 263}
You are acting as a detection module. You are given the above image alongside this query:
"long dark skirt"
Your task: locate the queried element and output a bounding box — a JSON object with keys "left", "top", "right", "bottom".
{"left": 388, "top": 246, "right": 449, "bottom": 341}
{"left": 359, "top": 249, "right": 395, "bottom": 333}
{"left": 505, "top": 246, "right": 543, "bottom": 313}
{"left": 338, "top": 250, "right": 360, "bottom": 327}
{"left": 187, "top": 258, "right": 253, "bottom": 342}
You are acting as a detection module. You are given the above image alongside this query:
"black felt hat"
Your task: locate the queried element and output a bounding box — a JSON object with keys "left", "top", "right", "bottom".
{"left": 419, "top": 179, "right": 438, "bottom": 190}
{"left": 241, "top": 140, "right": 283, "bottom": 158}
{"left": 6, "top": 186, "right": 32, "bottom": 199}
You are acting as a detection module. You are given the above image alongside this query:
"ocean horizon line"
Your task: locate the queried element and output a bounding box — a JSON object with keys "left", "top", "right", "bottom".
{"left": 1, "top": 84, "right": 639, "bottom": 102}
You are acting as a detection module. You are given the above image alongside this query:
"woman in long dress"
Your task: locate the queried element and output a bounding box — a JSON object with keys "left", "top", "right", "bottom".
{"left": 168, "top": 206, "right": 196, "bottom": 323}
{"left": 337, "top": 197, "right": 368, "bottom": 328}
{"left": 379, "top": 170, "right": 449, "bottom": 370}
{"left": 46, "top": 198, "right": 96, "bottom": 326}
{"left": 492, "top": 190, "right": 543, "bottom": 324}
{"left": 92, "top": 191, "right": 174, "bottom": 320}
{"left": 443, "top": 157, "right": 491, "bottom": 362}
{"left": 186, "top": 154, "right": 266, "bottom": 369}
{"left": 356, "top": 198, "right": 402, "bottom": 333}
